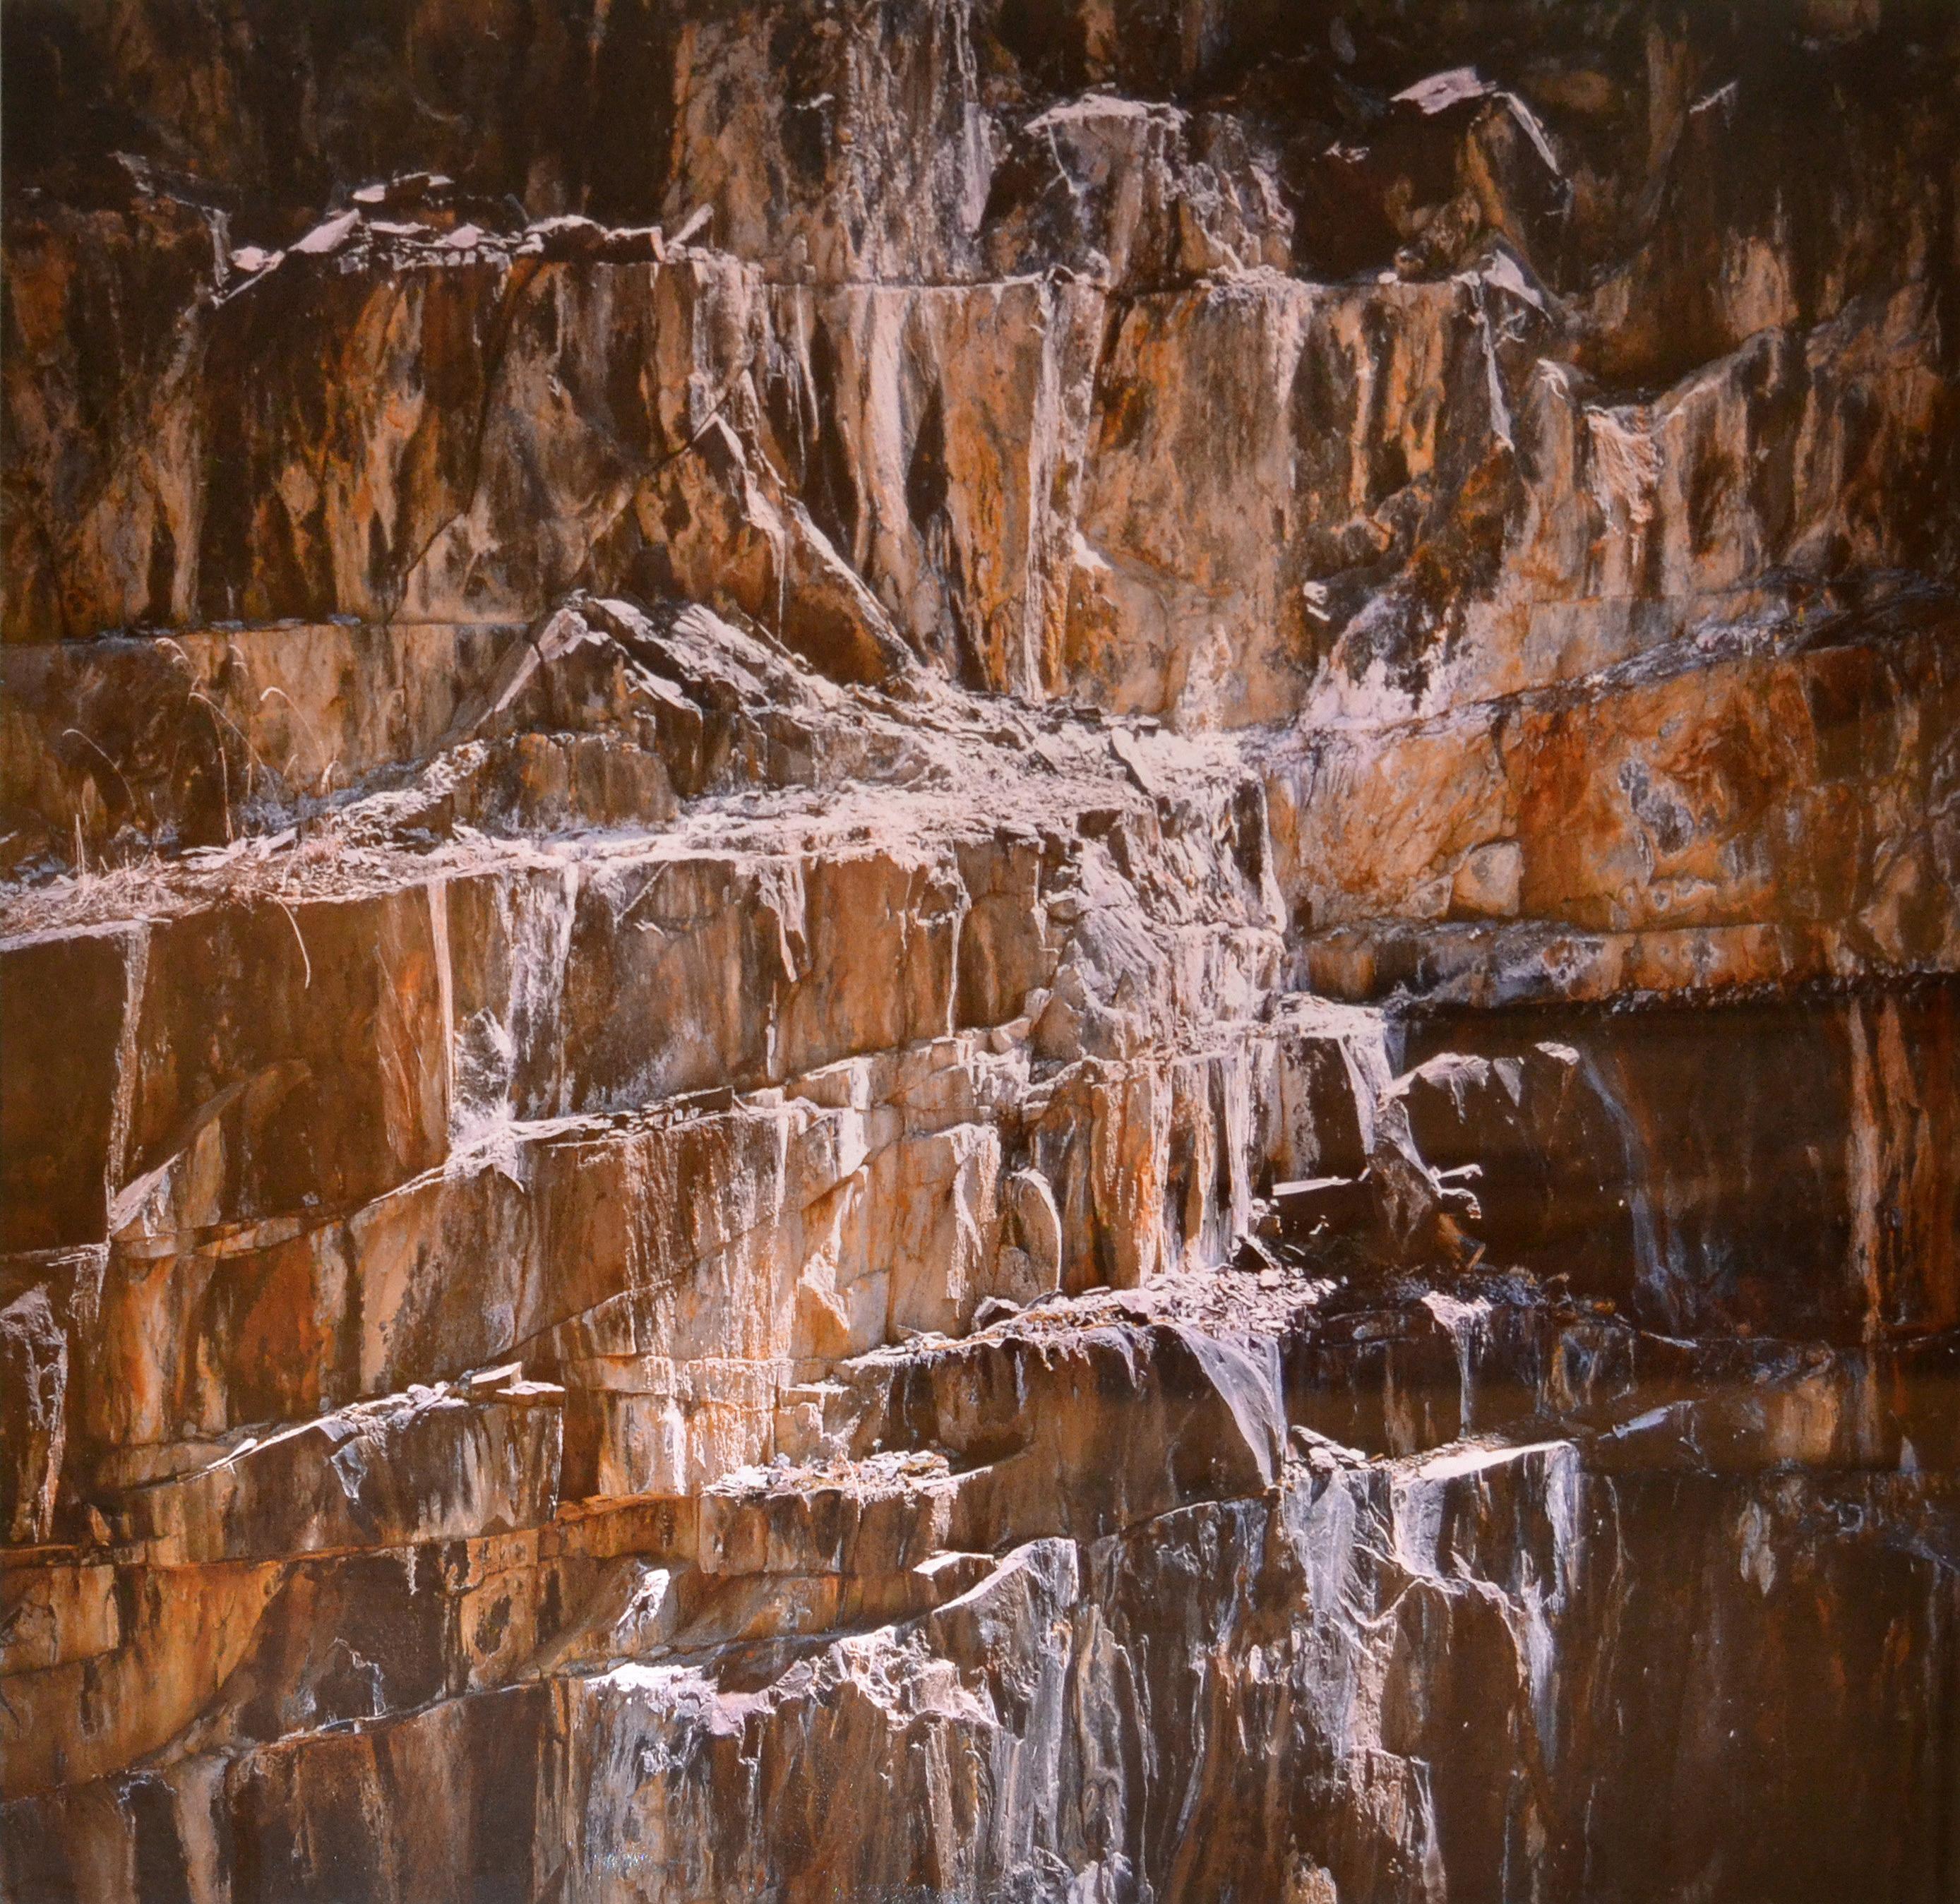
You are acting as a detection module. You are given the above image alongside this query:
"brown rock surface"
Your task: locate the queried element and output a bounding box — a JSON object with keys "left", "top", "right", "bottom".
{"left": 3, "top": 4, "right": 1957, "bottom": 1900}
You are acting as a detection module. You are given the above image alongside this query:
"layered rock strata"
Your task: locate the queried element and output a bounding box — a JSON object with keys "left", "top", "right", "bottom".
{"left": 3, "top": 3, "right": 1957, "bottom": 1900}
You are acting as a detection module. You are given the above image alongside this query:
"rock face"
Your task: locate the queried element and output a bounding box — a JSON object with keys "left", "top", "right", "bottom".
{"left": 2, "top": 4, "right": 1957, "bottom": 1900}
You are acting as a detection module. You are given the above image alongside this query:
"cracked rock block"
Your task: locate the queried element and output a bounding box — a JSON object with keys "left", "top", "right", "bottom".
{"left": 0, "top": 1274, "right": 73, "bottom": 1544}
{"left": 1387, "top": 1038, "right": 1631, "bottom": 1288}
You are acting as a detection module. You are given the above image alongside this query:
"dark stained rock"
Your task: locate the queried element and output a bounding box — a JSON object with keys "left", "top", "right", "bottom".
{"left": 1, "top": 926, "right": 135, "bottom": 1252}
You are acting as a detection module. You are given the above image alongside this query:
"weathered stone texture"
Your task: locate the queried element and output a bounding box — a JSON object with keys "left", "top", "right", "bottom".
{"left": 3, "top": 2, "right": 1957, "bottom": 1899}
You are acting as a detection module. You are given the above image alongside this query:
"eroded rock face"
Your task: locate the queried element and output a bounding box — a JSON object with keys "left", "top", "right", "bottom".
{"left": 3, "top": 3, "right": 1956, "bottom": 1900}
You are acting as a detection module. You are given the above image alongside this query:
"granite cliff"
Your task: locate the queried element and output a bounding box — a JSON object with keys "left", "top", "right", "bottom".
{"left": 3, "top": 2, "right": 1957, "bottom": 1898}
